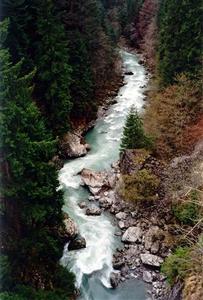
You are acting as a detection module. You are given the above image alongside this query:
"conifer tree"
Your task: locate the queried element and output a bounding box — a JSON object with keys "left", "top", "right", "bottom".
{"left": 0, "top": 19, "right": 74, "bottom": 297}
{"left": 158, "top": 0, "right": 202, "bottom": 85}
{"left": 120, "top": 106, "right": 153, "bottom": 153}
{"left": 34, "top": 0, "right": 72, "bottom": 135}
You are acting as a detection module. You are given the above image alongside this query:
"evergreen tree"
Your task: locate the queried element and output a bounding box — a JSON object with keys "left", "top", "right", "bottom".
{"left": 158, "top": 0, "right": 202, "bottom": 85}
{"left": 1, "top": 0, "right": 72, "bottom": 135}
{"left": 0, "top": 19, "right": 74, "bottom": 296}
{"left": 120, "top": 107, "right": 153, "bottom": 153}
{"left": 34, "top": 0, "right": 72, "bottom": 135}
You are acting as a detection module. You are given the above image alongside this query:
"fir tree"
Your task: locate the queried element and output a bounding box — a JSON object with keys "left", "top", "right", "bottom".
{"left": 34, "top": 0, "right": 72, "bottom": 135}
{"left": 158, "top": 0, "right": 202, "bottom": 85}
{"left": 0, "top": 19, "right": 75, "bottom": 297}
{"left": 120, "top": 106, "right": 153, "bottom": 153}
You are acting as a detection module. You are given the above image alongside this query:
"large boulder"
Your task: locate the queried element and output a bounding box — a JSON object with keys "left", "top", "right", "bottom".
{"left": 80, "top": 168, "right": 109, "bottom": 194}
{"left": 60, "top": 132, "right": 90, "bottom": 158}
{"left": 115, "top": 212, "right": 127, "bottom": 220}
{"left": 64, "top": 217, "right": 78, "bottom": 239}
{"left": 122, "top": 226, "right": 142, "bottom": 243}
{"left": 68, "top": 234, "right": 86, "bottom": 251}
{"left": 144, "top": 226, "right": 163, "bottom": 254}
{"left": 140, "top": 253, "right": 164, "bottom": 267}
{"left": 110, "top": 272, "right": 121, "bottom": 288}
{"left": 86, "top": 206, "right": 102, "bottom": 216}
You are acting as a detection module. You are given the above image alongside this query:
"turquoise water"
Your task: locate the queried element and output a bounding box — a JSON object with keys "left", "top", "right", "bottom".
{"left": 59, "top": 50, "right": 149, "bottom": 300}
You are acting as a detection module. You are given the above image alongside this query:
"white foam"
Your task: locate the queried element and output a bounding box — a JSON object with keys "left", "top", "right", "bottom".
{"left": 59, "top": 50, "right": 148, "bottom": 295}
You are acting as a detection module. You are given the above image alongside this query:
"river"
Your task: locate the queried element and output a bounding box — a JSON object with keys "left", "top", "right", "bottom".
{"left": 59, "top": 50, "right": 149, "bottom": 300}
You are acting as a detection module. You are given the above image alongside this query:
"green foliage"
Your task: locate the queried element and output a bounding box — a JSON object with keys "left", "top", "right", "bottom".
{"left": 173, "top": 191, "right": 199, "bottom": 225}
{"left": 120, "top": 106, "right": 154, "bottom": 153}
{"left": 0, "top": 19, "right": 75, "bottom": 296}
{"left": 68, "top": 30, "right": 95, "bottom": 119}
{"left": 161, "top": 247, "right": 190, "bottom": 285}
{"left": 119, "top": 168, "right": 160, "bottom": 203}
{"left": 0, "top": 256, "right": 13, "bottom": 290}
{"left": 158, "top": 0, "right": 202, "bottom": 85}
{"left": 34, "top": 0, "right": 72, "bottom": 135}
{"left": 2, "top": 0, "right": 72, "bottom": 135}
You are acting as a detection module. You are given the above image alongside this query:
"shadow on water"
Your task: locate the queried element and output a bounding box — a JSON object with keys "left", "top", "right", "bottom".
{"left": 78, "top": 276, "right": 149, "bottom": 300}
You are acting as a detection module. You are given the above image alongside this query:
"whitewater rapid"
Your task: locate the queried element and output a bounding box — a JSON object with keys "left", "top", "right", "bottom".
{"left": 59, "top": 50, "right": 148, "bottom": 300}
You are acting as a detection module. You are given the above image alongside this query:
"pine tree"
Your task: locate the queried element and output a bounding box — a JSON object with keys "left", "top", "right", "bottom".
{"left": 2, "top": 0, "right": 72, "bottom": 135}
{"left": 120, "top": 107, "right": 153, "bottom": 153}
{"left": 158, "top": 0, "right": 202, "bottom": 85}
{"left": 34, "top": 0, "right": 72, "bottom": 135}
{"left": 0, "top": 19, "right": 75, "bottom": 296}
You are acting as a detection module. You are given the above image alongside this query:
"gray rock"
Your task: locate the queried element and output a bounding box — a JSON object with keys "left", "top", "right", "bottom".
{"left": 68, "top": 234, "right": 86, "bottom": 251}
{"left": 86, "top": 206, "right": 102, "bottom": 216}
{"left": 122, "top": 226, "right": 142, "bottom": 243}
{"left": 60, "top": 132, "right": 90, "bottom": 158}
{"left": 110, "top": 272, "right": 120, "bottom": 288}
{"left": 143, "top": 271, "right": 153, "bottom": 283}
{"left": 140, "top": 254, "right": 164, "bottom": 267}
{"left": 151, "top": 241, "right": 160, "bottom": 254}
{"left": 80, "top": 168, "right": 109, "bottom": 194}
{"left": 115, "top": 212, "right": 127, "bottom": 220}
{"left": 144, "top": 226, "right": 161, "bottom": 252}
{"left": 118, "top": 221, "right": 126, "bottom": 229}
{"left": 99, "top": 197, "right": 113, "bottom": 209}
{"left": 78, "top": 201, "right": 87, "bottom": 209}
{"left": 113, "top": 259, "right": 125, "bottom": 270}
{"left": 131, "top": 211, "right": 137, "bottom": 218}
{"left": 64, "top": 217, "right": 78, "bottom": 239}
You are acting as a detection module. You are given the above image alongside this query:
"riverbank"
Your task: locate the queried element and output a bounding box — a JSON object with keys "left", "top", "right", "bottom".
{"left": 59, "top": 50, "right": 151, "bottom": 300}
{"left": 78, "top": 157, "right": 170, "bottom": 300}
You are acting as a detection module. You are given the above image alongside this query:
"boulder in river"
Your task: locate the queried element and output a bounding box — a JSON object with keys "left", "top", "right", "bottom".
{"left": 110, "top": 272, "right": 121, "bottom": 288}
{"left": 86, "top": 206, "right": 102, "bottom": 216}
{"left": 78, "top": 202, "right": 87, "bottom": 209}
{"left": 68, "top": 234, "right": 86, "bottom": 251}
{"left": 64, "top": 216, "right": 78, "bottom": 239}
{"left": 124, "top": 71, "right": 134, "bottom": 75}
{"left": 60, "top": 132, "right": 90, "bottom": 158}
{"left": 122, "top": 226, "right": 142, "bottom": 243}
{"left": 80, "top": 168, "right": 109, "bottom": 194}
{"left": 140, "top": 253, "right": 164, "bottom": 267}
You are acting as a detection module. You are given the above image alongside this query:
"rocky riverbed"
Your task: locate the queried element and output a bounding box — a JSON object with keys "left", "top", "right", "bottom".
{"left": 67, "top": 159, "right": 173, "bottom": 300}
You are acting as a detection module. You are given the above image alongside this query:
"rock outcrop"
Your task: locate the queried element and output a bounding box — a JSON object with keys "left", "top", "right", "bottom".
{"left": 140, "top": 253, "right": 164, "bottom": 267}
{"left": 64, "top": 215, "right": 78, "bottom": 239}
{"left": 68, "top": 234, "right": 86, "bottom": 251}
{"left": 60, "top": 132, "right": 90, "bottom": 158}
{"left": 122, "top": 226, "right": 142, "bottom": 243}
{"left": 86, "top": 206, "right": 102, "bottom": 216}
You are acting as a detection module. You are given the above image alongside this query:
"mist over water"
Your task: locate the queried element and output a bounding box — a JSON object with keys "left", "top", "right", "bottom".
{"left": 59, "top": 50, "right": 149, "bottom": 300}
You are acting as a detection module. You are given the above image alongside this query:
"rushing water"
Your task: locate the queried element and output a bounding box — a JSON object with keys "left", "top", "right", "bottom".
{"left": 59, "top": 50, "right": 149, "bottom": 300}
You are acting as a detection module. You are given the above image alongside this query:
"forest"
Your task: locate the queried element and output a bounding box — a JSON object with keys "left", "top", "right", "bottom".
{"left": 0, "top": 0, "right": 202, "bottom": 300}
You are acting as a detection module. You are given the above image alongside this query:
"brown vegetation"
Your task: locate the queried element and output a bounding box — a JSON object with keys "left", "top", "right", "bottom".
{"left": 144, "top": 74, "right": 203, "bottom": 160}
{"left": 130, "top": 0, "right": 159, "bottom": 70}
